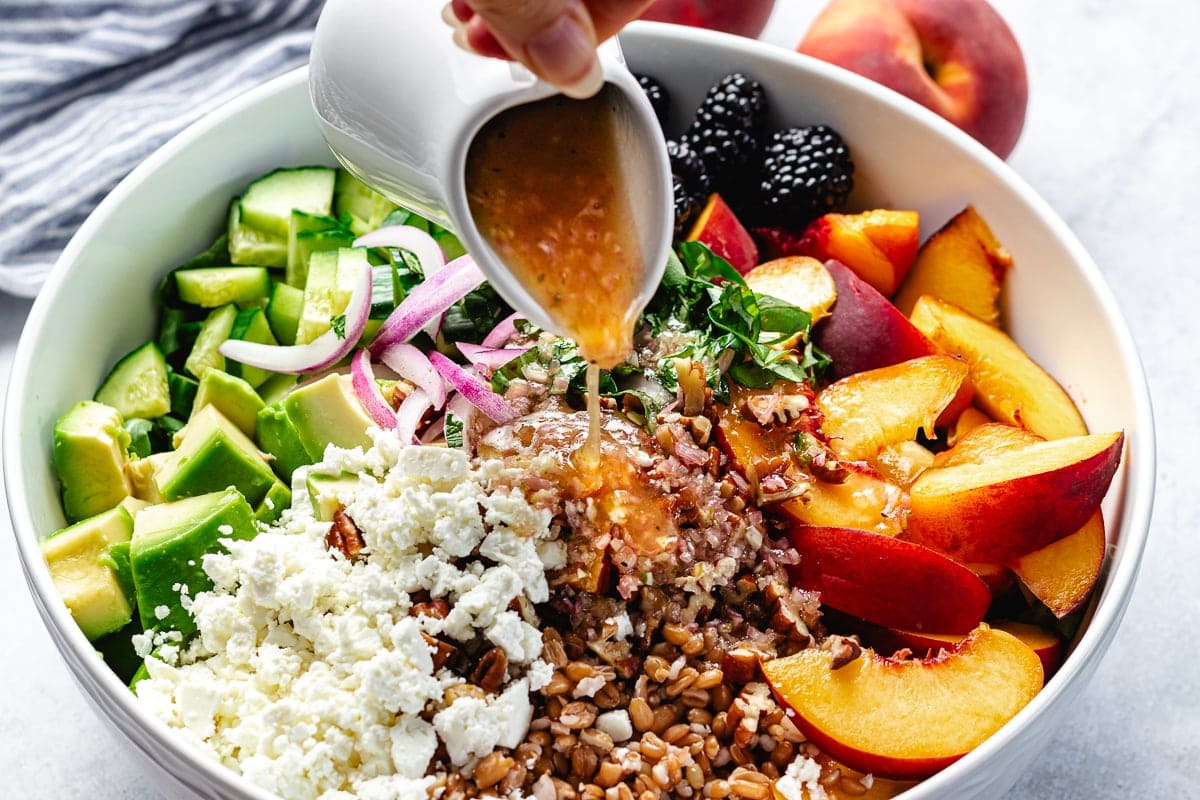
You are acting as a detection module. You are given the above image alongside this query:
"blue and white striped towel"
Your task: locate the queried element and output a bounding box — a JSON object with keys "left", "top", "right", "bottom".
{"left": 0, "top": 0, "right": 325, "bottom": 297}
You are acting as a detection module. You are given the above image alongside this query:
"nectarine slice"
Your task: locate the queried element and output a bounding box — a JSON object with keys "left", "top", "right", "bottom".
{"left": 762, "top": 625, "right": 1043, "bottom": 779}
{"left": 934, "top": 421, "right": 1042, "bottom": 468}
{"left": 1009, "top": 510, "right": 1107, "bottom": 618}
{"left": 871, "top": 440, "right": 935, "bottom": 488}
{"left": 745, "top": 257, "right": 838, "bottom": 347}
{"left": 687, "top": 193, "right": 759, "bottom": 274}
{"left": 946, "top": 405, "right": 992, "bottom": 447}
{"left": 798, "top": 209, "right": 920, "bottom": 295}
{"left": 906, "top": 431, "right": 1123, "bottom": 562}
{"left": 992, "top": 620, "right": 1063, "bottom": 677}
{"left": 817, "top": 354, "right": 968, "bottom": 461}
{"left": 893, "top": 206, "right": 1012, "bottom": 324}
{"left": 788, "top": 524, "right": 991, "bottom": 634}
{"left": 909, "top": 295, "right": 1089, "bottom": 439}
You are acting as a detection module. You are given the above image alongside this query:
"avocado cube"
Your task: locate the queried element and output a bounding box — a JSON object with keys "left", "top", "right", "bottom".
{"left": 283, "top": 374, "right": 374, "bottom": 460}
{"left": 305, "top": 471, "right": 362, "bottom": 522}
{"left": 41, "top": 506, "right": 135, "bottom": 640}
{"left": 127, "top": 452, "right": 170, "bottom": 504}
{"left": 130, "top": 488, "right": 256, "bottom": 636}
{"left": 255, "top": 401, "right": 313, "bottom": 481}
{"left": 254, "top": 481, "right": 292, "bottom": 524}
{"left": 156, "top": 405, "right": 278, "bottom": 507}
{"left": 191, "top": 369, "right": 264, "bottom": 438}
{"left": 98, "top": 540, "right": 136, "bottom": 606}
{"left": 53, "top": 401, "right": 133, "bottom": 521}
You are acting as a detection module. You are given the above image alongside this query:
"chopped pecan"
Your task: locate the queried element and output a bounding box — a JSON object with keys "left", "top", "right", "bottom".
{"left": 722, "top": 644, "right": 771, "bottom": 685}
{"left": 763, "top": 580, "right": 813, "bottom": 646}
{"left": 827, "top": 635, "right": 863, "bottom": 670}
{"left": 326, "top": 509, "right": 366, "bottom": 561}
{"left": 472, "top": 647, "right": 509, "bottom": 694}
{"left": 421, "top": 632, "right": 458, "bottom": 671}
{"left": 411, "top": 599, "right": 450, "bottom": 620}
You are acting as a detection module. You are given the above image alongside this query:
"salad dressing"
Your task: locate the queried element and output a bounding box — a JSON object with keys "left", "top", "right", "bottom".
{"left": 466, "top": 87, "right": 648, "bottom": 457}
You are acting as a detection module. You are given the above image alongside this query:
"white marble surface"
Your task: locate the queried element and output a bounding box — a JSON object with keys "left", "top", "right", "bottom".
{"left": 0, "top": 1, "right": 1194, "bottom": 796}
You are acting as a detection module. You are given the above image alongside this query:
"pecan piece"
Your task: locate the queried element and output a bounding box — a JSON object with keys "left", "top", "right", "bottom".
{"left": 326, "top": 509, "right": 366, "bottom": 561}
{"left": 411, "top": 599, "right": 450, "bottom": 620}
{"left": 827, "top": 635, "right": 863, "bottom": 670}
{"left": 472, "top": 647, "right": 509, "bottom": 694}
{"left": 421, "top": 632, "right": 458, "bottom": 671}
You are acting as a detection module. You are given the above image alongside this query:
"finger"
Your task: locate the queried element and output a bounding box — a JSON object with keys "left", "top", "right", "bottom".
{"left": 464, "top": 20, "right": 509, "bottom": 60}
{"left": 465, "top": 0, "right": 603, "bottom": 98}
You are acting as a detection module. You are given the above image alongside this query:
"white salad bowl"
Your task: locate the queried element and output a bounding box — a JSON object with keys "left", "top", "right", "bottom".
{"left": 3, "top": 23, "right": 1155, "bottom": 800}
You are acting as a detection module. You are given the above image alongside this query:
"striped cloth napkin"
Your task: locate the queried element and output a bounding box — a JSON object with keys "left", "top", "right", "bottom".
{"left": 0, "top": 0, "right": 325, "bottom": 297}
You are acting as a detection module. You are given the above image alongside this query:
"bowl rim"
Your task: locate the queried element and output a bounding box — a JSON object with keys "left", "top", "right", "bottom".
{"left": 4, "top": 21, "right": 1156, "bottom": 799}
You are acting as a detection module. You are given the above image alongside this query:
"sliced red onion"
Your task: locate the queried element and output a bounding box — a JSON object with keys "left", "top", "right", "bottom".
{"left": 420, "top": 414, "right": 446, "bottom": 444}
{"left": 354, "top": 225, "right": 446, "bottom": 338}
{"left": 457, "top": 342, "right": 531, "bottom": 372}
{"left": 350, "top": 349, "right": 397, "bottom": 430}
{"left": 368, "top": 254, "right": 485, "bottom": 356}
{"left": 219, "top": 260, "right": 371, "bottom": 374}
{"left": 395, "top": 388, "right": 432, "bottom": 445}
{"left": 378, "top": 342, "right": 447, "bottom": 410}
{"left": 428, "top": 351, "right": 518, "bottom": 424}
{"left": 481, "top": 311, "right": 524, "bottom": 348}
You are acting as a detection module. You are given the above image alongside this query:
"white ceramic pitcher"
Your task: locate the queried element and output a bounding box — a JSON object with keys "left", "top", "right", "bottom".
{"left": 308, "top": 0, "right": 673, "bottom": 337}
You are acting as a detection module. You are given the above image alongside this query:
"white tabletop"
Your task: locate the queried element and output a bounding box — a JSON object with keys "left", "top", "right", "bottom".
{"left": 1, "top": 1, "right": 1193, "bottom": 796}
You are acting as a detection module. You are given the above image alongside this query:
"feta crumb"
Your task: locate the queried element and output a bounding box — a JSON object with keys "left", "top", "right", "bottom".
{"left": 775, "top": 755, "right": 828, "bottom": 800}
{"left": 595, "top": 710, "right": 634, "bottom": 743}
{"left": 573, "top": 674, "right": 607, "bottom": 699}
{"left": 217, "top": 524, "right": 233, "bottom": 535}
{"left": 606, "top": 611, "right": 634, "bottom": 640}
{"left": 153, "top": 605, "right": 170, "bottom": 621}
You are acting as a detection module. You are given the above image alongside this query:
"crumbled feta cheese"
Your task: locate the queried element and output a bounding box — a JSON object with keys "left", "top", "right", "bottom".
{"left": 573, "top": 674, "right": 607, "bottom": 698}
{"left": 217, "top": 524, "right": 233, "bottom": 535}
{"left": 153, "top": 605, "right": 170, "bottom": 621}
{"left": 596, "top": 709, "right": 634, "bottom": 743}
{"left": 135, "top": 441, "right": 556, "bottom": 799}
{"left": 606, "top": 611, "right": 634, "bottom": 640}
{"left": 775, "top": 755, "right": 828, "bottom": 800}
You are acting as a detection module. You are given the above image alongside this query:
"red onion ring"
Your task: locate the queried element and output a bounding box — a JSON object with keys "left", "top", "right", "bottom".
{"left": 350, "top": 349, "right": 397, "bottom": 430}
{"left": 428, "top": 351, "right": 518, "bottom": 424}
{"left": 368, "top": 254, "right": 485, "bottom": 356}
{"left": 378, "top": 342, "right": 447, "bottom": 410}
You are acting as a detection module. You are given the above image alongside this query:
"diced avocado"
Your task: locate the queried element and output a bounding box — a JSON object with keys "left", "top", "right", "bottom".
{"left": 239, "top": 166, "right": 336, "bottom": 237}
{"left": 127, "top": 452, "right": 170, "bottom": 504}
{"left": 98, "top": 539, "right": 136, "bottom": 607}
{"left": 283, "top": 374, "right": 375, "bottom": 460}
{"left": 191, "top": 369, "right": 264, "bottom": 438}
{"left": 334, "top": 169, "right": 399, "bottom": 236}
{"left": 227, "top": 200, "right": 286, "bottom": 267}
{"left": 156, "top": 404, "right": 278, "bottom": 507}
{"left": 183, "top": 303, "right": 237, "bottom": 379}
{"left": 130, "top": 488, "right": 257, "bottom": 636}
{"left": 95, "top": 342, "right": 171, "bottom": 420}
{"left": 266, "top": 281, "right": 305, "bottom": 345}
{"left": 295, "top": 247, "right": 369, "bottom": 344}
{"left": 168, "top": 371, "right": 199, "bottom": 418}
{"left": 175, "top": 267, "right": 271, "bottom": 308}
{"left": 54, "top": 401, "right": 133, "bottom": 521}
{"left": 119, "top": 496, "right": 150, "bottom": 517}
{"left": 306, "top": 471, "right": 361, "bottom": 522}
{"left": 225, "top": 306, "right": 278, "bottom": 388}
{"left": 257, "top": 372, "right": 298, "bottom": 406}
{"left": 255, "top": 401, "right": 312, "bottom": 481}
{"left": 254, "top": 481, "right": 292, "bottom": 524}
{"left": 41, "top": 506, "right": 134, "bottom": 640}
{"left": 286, "top": 210, "right": 354, "bottom": 288}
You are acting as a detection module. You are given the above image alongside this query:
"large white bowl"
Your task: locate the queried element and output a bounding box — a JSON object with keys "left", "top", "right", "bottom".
{"left": 3, "top": 23, "right": 1155, "bottom": 800}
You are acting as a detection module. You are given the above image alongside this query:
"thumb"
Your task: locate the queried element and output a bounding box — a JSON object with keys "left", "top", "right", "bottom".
{"left": 463, "top": 0, "right": 603, "bottom": 98}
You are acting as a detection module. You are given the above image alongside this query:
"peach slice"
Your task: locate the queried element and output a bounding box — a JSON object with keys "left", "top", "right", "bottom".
{"left": 870, "top": 440, "right": 935, "bottom": 488}
{"left": 816, "top": 354, "right": 968, "bottom": 461}
{"left": 687, "top": 192, "right": 759, "bottom": 274}
{"left": 933, "top": 420, "right": 1042, "bottom": 468}
{"left": 713, "top": 394, "right": 904, "bottom": 537}
{"left": 992, "top": 620, "right": 1063, "bottom": 677}
{"left": 762, "top": 625, "right": 1043, "bottom": 779}
{"left": 814, "top": 259, "right": 940, "bottom": 380}
{"left": 893, "top": 206, "right": 1012, "bottom": 324}
{"left": 744, "top": 257, "right": 838, "bottom": 348}
{"left": 1009, "top": 510, "right": 1107, "bottom": 618}
{"left": 797, "top": 209, "right": 921, "bottom": 295}
{"left": 787, "top": 525, "right": 991, "bottom": 634}
{"left": 946, "top": 405, "right": 992, "bottom": 447}
{"left": 909, "top": 295, "right": 1088, "bottom": 439}
{"left": 905, "top": 431, "right": 1123, "bottom": 562}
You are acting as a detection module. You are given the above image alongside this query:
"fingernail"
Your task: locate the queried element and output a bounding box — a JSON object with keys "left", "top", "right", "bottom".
{"left": 451, "top": 27, "right": 474, "bottom": 54}
{"left": 441, "top": 3, "right": 462, "bottom": 30}
{"left": 526, "top": 10, "right": 603, "bottom": 97}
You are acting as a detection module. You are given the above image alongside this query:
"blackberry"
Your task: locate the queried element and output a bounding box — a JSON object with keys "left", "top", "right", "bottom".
{"left": 758, "top": 125, "right": 854, "bottom": 224}
{"left": 693, "top": 73, "right": 768, "bottom": 138}
{"left": 635, "top": 73, "right": 670, "bottom": 128}
{"left": 685, "top": 124, "right": 760, "bottom": 194}
{"left": 672, "top": 174, "right": 703, "bottom": 239}
{"left": 666, "top": 138, "right": 712, "bottom": 200}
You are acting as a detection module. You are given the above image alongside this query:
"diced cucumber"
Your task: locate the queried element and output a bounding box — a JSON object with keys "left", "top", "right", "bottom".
{"left": 94, "top": 342, "right": 171, "bottom": 420}
{"left": 295, "top": 248, "right": 369, "bottom": 345}
{"left": 167, "top": 371, "right": 199, "bottom": 419}
{"left": 371, "top": 264, "right": 397, "bottom": 319}
{"left": 226, "top": 307, "right": 278, "bottom": 388}
{"left": 266, "top": 281, "right": 304, "bottom": 345}
{"left": 175, "top": 267, "right": 271, "bottom": 308}
{"left": 183, "top": 304, "right": 237, "bottom": 379}
{"left": 334, "top": 169, "right": 399, "bottom": 236}
{"left": 239, "top": 166, "right": 336, "bottom": 237}
{"left": 286, "top": 210, "right": 353, "bottom": 288}
{"left": 227, "top": 200, "right": 287, "bottom": 267}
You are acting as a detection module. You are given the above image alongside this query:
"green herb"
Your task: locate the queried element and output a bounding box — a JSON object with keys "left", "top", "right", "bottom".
{"left": 444, "top": 413, "right": 464, "bottom": 448}
{"left": 124, "top": 419, "right": 154, "bottom": 459}
{"left": 330, "top": 314, "right": 347, "bottom": 340}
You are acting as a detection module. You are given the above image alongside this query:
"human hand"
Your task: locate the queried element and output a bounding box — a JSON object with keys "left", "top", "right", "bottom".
{"left": 444, "top": 0, "right": 655, "bottom": 98}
